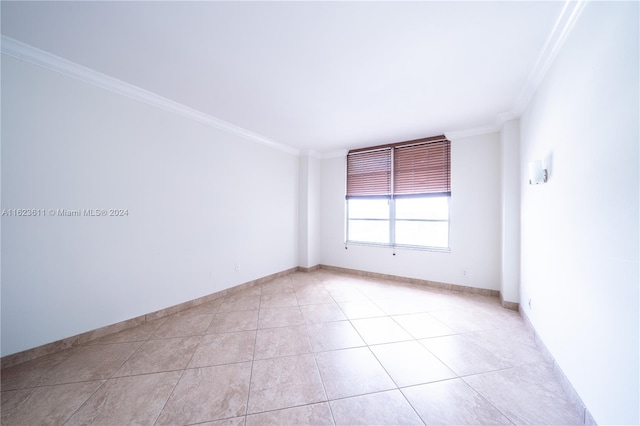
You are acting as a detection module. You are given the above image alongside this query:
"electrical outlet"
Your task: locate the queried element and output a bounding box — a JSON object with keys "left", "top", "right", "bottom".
{"left": 235, "top": 263, "right": 240, "bottom": 272}
{"left": 462, "top": 269, "right": 468, "bottom": 277}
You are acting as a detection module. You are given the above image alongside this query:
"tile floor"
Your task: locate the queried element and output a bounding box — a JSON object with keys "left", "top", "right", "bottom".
{"left": 1, "top": 270, "right": 583, "bottom": 425}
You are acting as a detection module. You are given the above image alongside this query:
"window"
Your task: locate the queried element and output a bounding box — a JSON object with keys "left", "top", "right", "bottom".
{"left": 346, "top": 135, "right": 451, "bottom": 250}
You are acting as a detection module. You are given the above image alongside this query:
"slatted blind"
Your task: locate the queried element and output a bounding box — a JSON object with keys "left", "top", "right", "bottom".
{"left": 394, "top": 139, "right": 451, "bottom": 196}
{"left": 346, "top": 148, "right": 391, "bottom": 198}
{"left": 346, "top": 135, "right": 450, "bottom": 198}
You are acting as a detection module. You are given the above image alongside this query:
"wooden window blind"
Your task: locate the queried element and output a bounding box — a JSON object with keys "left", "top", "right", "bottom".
{"left": 346, "top": 135, "right": 450, "bottom": 198}
{"left": 394, "top": 138, "right": 451, "bottom": 196}
{"left": 346, "top": 148, "right": 391, "bottom": 198}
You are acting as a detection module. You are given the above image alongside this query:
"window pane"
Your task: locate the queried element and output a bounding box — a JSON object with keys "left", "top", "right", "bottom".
{"left": 348, "top": 199, "right": 389, "bottom": 219}
{"left": 348, "top": 220, "right": 389, "bottom": 244}
{"left": 395, "top": 197, "right": 448, "bottom": 220}
{"left": 395, "top": 220, "right": 448, "bottom": 248}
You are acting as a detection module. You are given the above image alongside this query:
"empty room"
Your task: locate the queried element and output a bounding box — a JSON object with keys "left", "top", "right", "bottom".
{"left": 1, "top": 1, "right": 638, "bottom": 425}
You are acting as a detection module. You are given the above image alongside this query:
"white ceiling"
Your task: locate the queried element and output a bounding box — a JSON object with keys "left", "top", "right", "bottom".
{"left": 2, "top": 1, "right": 573, "bottom": 154}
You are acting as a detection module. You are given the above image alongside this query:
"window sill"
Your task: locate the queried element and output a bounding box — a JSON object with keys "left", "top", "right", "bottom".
{"left": 344, "top": 241, "right": 451, "bottom": 253}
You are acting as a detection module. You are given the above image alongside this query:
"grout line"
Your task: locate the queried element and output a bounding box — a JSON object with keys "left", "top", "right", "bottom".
{"left": 395, "top": 390, "right": 428, "bottom": 425}
{"left": 4, "top": 376, "right": 110, "bottom": 392}
{"left": 458, "top": 370, "right": 519, "bottom": 425}
{"left": 151, "top": 333, "right": 205, "bottom": 426}
{"left": 244, "top": 400, "right": 331, "bottom": 420}
{"left": 59, "top": 377, "right": 109, "bottom": 424}
{"left": 310, "top": 349, "right": 335, "bottom": 425}
{"left": 150, "top": 306, "right": 220, "bottom": 425}
{"left": 243, "top": 281, "right": 263, "bottom": 418}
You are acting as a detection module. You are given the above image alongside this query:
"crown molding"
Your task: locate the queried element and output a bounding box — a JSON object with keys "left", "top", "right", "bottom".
{"left": 299, "top": 149, "right": 323, "bottom": 159}
{"left": 0, "top": 36, "right": 300, "bottom": 156}
{"left": 495, "top": 111, "right": 518, "bottom": 128}
{"left": 445, "top": 124, "right": 500, "bottom": 140}
{"left": 510, "top": 0, "right": 588, "bottom": 116}
{"left": 318, "top": 149, "right": 348, "bottom": 159}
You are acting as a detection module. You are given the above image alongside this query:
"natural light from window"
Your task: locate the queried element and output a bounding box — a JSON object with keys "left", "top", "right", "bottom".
{"left": 347, "top": 196, "right": 449, "bottom": 249}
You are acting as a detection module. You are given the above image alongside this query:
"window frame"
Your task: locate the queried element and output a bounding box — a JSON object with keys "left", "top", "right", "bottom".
{"left": 345, "top": 136, "right": 451, "bottom": 252}
{"left": 345, "top": 195, "right": 451, "bottom": 251}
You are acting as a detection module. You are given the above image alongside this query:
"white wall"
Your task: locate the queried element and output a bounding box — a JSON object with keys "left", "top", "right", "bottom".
{"left": 298, "top": 155, "right": 320, "bottom": 268}
{"left": 320, "top": 132, "right": 501, "bottom": 290}
{"left": 500, "top": 119, "right": 520, "bottom": 303}
{"left": 519, "top": 2, "right": 639, "bottom": 424}
{"left": 1, "top": 54, "right": 299, "bottom": 356}
{"left": 307, "top": 156, "right": 320, "bottom": 267}
{"left": 299, "top": 156, "right": 310, "bottom": 266}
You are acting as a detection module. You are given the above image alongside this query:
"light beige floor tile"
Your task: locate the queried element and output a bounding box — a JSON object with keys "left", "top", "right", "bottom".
{"left": 430, "top": 307, "right": 517, "bottom": 333}
{"left": 330, "top": 389, "right": 423, "bottom": 426}
{"left": 1, "top": 347, "right": 81, "bottom": 391}
{"left": 258, "top": 306, "right": 305, "bottom": 329}
{"left": 372, "top": 296, "right": 445, "bottom": 316}
{"left": 471, "top": 328, "right": 545, "bottom": 366}
{"left": 294, "top": 282, "right": 327, "bottom": 293}
{"left": 261, "top": 279, "right": 295, "bottom": 295}
{"left": 402, "top": 378, "right": 511, "bottom": 425}
{"left": 260, "top": 292, "right": 299, "bottom": 309}
{"left": 294, "top": 281, "right": 326, "bottom": 292}
{"left": 248, "top": 354, "right": 326, "bottom": 414}
{"left": 290, "top": 272, "right": 319, "bottom": 283}
{"left": 350, "top": 317, "right": 413, "bottom": 345}
{"left": 1, "top": 380, "right": 105, "bottom": 425}
{"left": 370, "top": 340, "right": 456, "bottom": 387}
{"left": 157, "top": 363, "right": 252, "bottom": 424}
{"left": 199, "top": 417, "right": 247, "bottom": 426}
{"left": 296, "top": 289, "right": 335, "bottom": 306}
{"left": 392, "top": 312, "right": 456, "bottom": 339}
{"left": 208, "top": 309, "right": 259, "bottom": 333}
{"left": 66, "top": 372, "right": 181, "bottom": 425}
{"left": 325, "top": 287, "right": 369, "bottom": 302}
{"left": 336, "top": 300, "right": 385, "bottom": 319}
{"left": 358, "top": 285, "right": 416, "bottom": 301}
{"left": 190, "top": 331, "right": 256, "bottom": 367}
{"left": 152, "top": 312, "right": 215, "bottom": 338}
{"left": 474, "top": 303, "right": 525, "bottom": 327}
{"left": 409, "top": 289, "right": 463, "bottom": 309}
{"left": 39, "top": 342, "right": 142, "bottom": 385}
{"left": 246, "top": 402, "right": 334, "bottom": 425}
{"left": 254, "top": 325, "right": 311, "bottom": 360}
{"left": 349, "top": 277, "right": 380, "bottom": 289}
{"left": 230, "top": 286, "right": 263, "bottom": 298}
{"left": 114, "top": 336, "right": 201, "bottom": 376}
{"left": 420, "top": 334, "right": 512, "bottom": 376}
{"left": 306, "top": 321, "right": 365, "bottom": 352}
{"left": 463, "top": 363, "right": 584, "bottom": 425}
{"left": 299, "top": 303, "right": 347, "bottom": 324}
{"left": 428, "top": 308, "right": 484, "bottom": 333}
{"left": 454, "top": 293, "right": 504, "bottom": 310}
{"left": 315, "top": 347, "right": 396, "bottom": 399}
{"left": 1, "top": 270, "right": 580, "bottom": 426}
{"left": 218, "top": 295, "right": 262, "bottom": 313}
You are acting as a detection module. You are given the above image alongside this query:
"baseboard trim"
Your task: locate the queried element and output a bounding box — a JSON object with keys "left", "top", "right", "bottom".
{"left": 1, "top": 266, "right": 299, "bottom": 369}
{"left": 520, "top": 310, "right": 595, "bottom": 425}
{"left": 298, "top": 265, "right": 320, "bottom": 273}
{"left": 499, "top": 293, "right": 520, "bottom": 311}
{"left": 318, "top": 264, "right": 500, "bottom": 297}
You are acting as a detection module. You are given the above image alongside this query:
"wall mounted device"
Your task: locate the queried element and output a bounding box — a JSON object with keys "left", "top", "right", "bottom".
{"left": 528, "top": 160, "right": 548, "bottom": 184}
